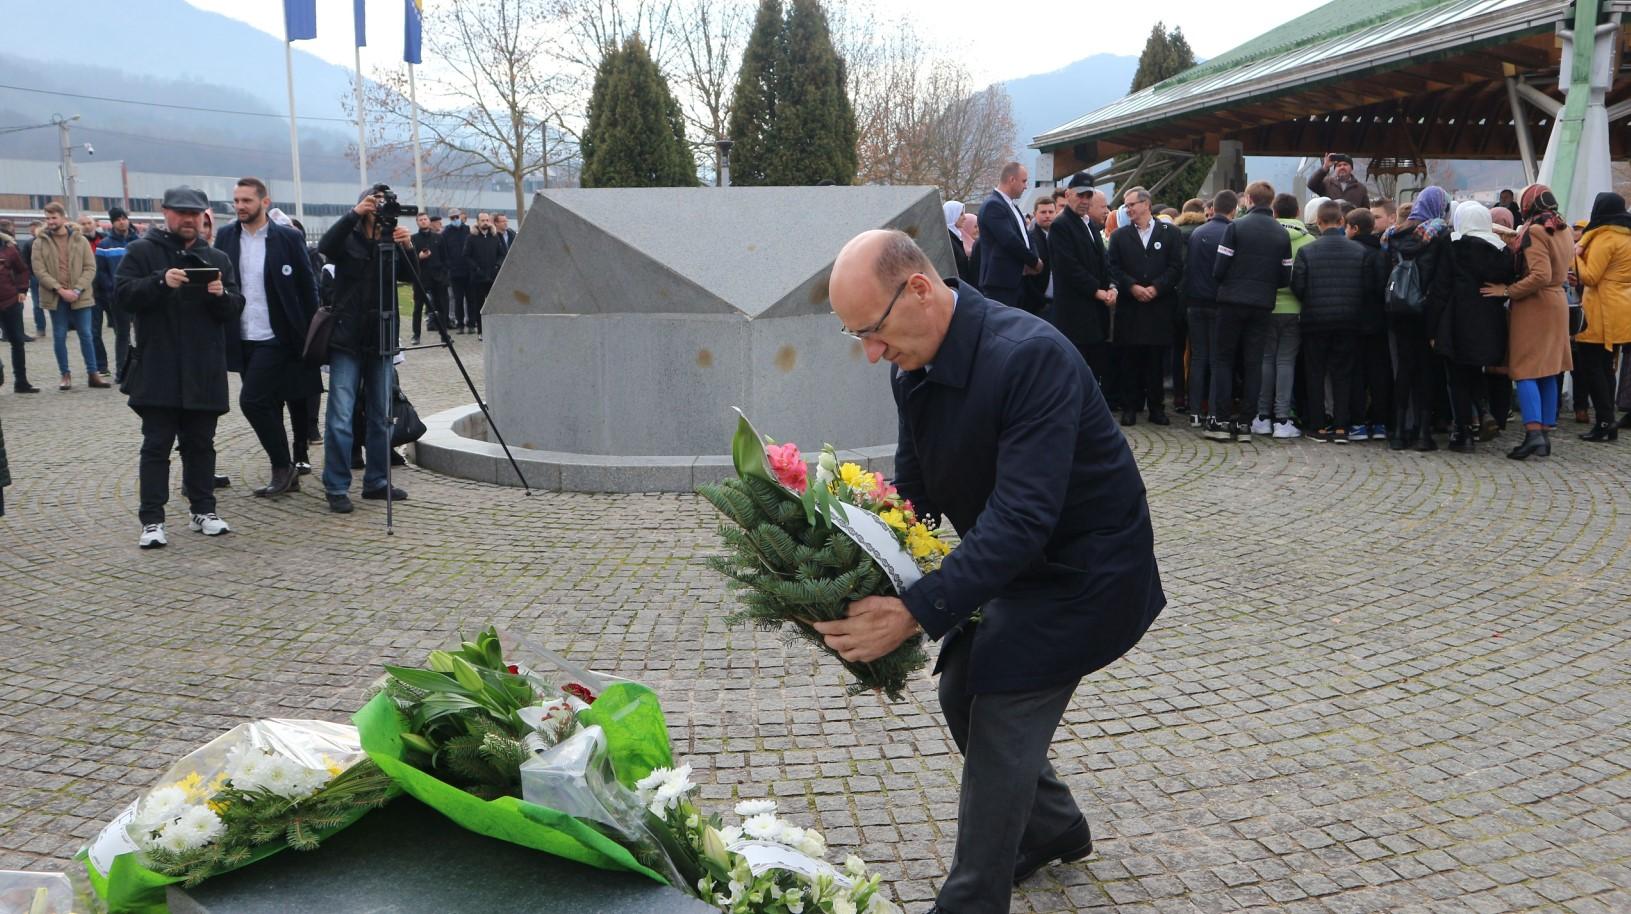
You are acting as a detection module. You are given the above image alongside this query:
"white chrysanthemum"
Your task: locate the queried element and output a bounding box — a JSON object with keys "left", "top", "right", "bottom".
{"left": 719, "top": 825, "right": 743, "bottom": 845}
{"left": 742, "top": 812, "right": 781, "bottom": 840}
{"left": 775, "top": 822, "right": 806, "bottom": 848}
{"left": 155, "top": 825, "right": 194, "bottom": 854}
{"left": 832, "top": 897, "right": 857, "bottom": 914}
{"left": 844, "top": 854, "right": 868, "bottom": 877}
{"left": 176, "top": 805, "right": 224, "bottom": 846}
{"left": 137, "top": 786, "right": 188, "bottom": 829}
{"left": 798, "top": 829, "right": 827, "bottom": 858}
{"left": 734, "top": 798, "right": 777, "bottom": 818}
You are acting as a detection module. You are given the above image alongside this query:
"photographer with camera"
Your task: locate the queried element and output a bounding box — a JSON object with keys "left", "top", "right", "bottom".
{"left": 114, "top": 187, "right": 244, "bottom": 548}
{"left": 316, "top": 185, "right": 415, "bottom": 514}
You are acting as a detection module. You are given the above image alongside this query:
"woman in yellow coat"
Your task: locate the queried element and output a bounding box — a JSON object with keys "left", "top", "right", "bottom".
{"left": 1573, "top": 191, "right": 1631, "bottom": 441}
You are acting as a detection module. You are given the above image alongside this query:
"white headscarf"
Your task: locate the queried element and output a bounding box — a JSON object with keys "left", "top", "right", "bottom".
{"left": 1302, "top": 196, "right": 1331, "bottom": 225}
{"left": 1452, "top": 201, "right": 1505, "bottom": 250}
{"left": 943, "top": 201, "right": 964, "bottom": 232}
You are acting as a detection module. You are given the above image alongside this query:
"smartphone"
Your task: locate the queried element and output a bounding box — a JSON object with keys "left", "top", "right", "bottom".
{"left": 184, "top": 268, "right": 221, "bottom": 285}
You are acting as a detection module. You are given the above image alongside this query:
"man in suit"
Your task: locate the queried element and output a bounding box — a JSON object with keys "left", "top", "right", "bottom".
{"left": 1021, "top": 196, "right": 1055, "bottom": 316}
{"left": 1106, "top": 186, "right": 1185, "bottom": 426}
{"left": 441, "top": 208, "right": 472, "bottom": 331}
{"left": 819, "top": 230, "right": 1166, "bottom": 914}
{"left": 410, "top": 212, "right": 448, "bottom": 345}
{"left": 216, "top": 176, "right": 323, "bottom": 497}
{"left": 976, "top": 161, "right": 1041, "bottom": 307}
{"left": 1047, "top": 175, "right": 1115, "bottom": 375}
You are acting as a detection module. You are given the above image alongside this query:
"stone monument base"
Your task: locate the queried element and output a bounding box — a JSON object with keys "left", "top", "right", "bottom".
{"left": 412, "top": 404, "right": 896, "bottom": 494}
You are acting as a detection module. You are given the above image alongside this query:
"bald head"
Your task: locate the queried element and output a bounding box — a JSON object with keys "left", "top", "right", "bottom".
{"left": 829, "top": 230, "right": 953, "bottom": 372}
{"left": 833, "top": 230, "right": 937, "bottom": 300}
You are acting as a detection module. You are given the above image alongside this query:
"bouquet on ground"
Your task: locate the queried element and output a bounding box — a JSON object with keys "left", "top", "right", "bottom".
{"left": 354, "top": 626, "right": 677, "bottom": 882}
{"left": 698, "top": 414, "right": 954, "bottom": 701}
{"left": 79, "top": 719, "right": 396, "bottom": 914}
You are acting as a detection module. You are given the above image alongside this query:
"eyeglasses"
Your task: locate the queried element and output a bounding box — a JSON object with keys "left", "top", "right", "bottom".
{"left": 838, "top": 276, "right": 912, "bottom": 341}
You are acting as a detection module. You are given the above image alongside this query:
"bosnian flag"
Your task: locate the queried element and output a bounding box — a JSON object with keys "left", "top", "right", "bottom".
{"left": 404, "top": 0, "right": 424, "bottom": 64}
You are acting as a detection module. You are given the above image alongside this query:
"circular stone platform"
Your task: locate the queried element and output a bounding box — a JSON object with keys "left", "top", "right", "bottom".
{"left": 411, "top": 404, "right": 897, "bottom": 493}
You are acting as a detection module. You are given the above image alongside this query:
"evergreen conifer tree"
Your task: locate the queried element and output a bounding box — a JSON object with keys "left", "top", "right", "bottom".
{"left": 582, "top": 36, "right": 698, "bottom": 188}
{"left": 1115, "top": 22, "right": 1212, "bottom": 203}
{"left": 725, "top": 0, "right": 856, "bottom": 185}
{"left": 725, "top": 0, "right": 785, "bottom": 186}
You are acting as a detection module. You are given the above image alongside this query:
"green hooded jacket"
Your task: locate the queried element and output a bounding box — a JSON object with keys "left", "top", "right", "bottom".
{"left": 1274, "top": 217, "right": 1314, "bottom": 314}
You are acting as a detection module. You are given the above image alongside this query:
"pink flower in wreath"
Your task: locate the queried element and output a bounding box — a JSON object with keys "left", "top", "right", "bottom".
{"left": 765, "top": 443, "right": 808, "bottom": 493}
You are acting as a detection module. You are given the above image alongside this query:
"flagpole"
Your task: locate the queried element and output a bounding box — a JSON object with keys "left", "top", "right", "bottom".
{"left": 284, "top": 39, "right": 305, "bottom": 223}
{"left": 408, "top": 63, "right": 424, "bottom": 205}
{"left": 355, "top": 42, "right": 369, "bottom": 188}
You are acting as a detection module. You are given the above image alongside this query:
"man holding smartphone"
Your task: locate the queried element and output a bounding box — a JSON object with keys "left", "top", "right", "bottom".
{"left": 115, "top": 186, "right": 244, "bottom": 548}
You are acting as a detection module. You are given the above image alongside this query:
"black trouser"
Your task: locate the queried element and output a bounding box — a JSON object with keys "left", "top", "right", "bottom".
{"left": 412, "top": 278, "right": 449, "bottom": 338}
{"left": 0, "top": 305, "right": 29, "bottom": 388}
{"left": 1210, "top": 307, "right": 1270, "bottom": 423}
{"left": 1116, "top": 344, "right": 1166, "bottom": 414}
{"left": 449, "top": 276, "right": 470, "bottom": 327}
{"left": 137, "top": 407, "right": 218, "bottom": 525}
{"left": 1445, "top": 361, "right": 1485, "bottom": 429}
{"left": 1349, "top": 331, "right": 1393, "bottom": 427}
{"left": 91, "top": 300, "right": 109, "bottom": 374}
{"left": 1389, "top": 316, "right": 1440, "bottom": 437}
{"left": 1186, "top": 305, "right": 1217, "bottom": 414}
{"left": 935, "top": 631, "right": 1083, "bottom": 914}
{"left": 468, "top": 281, "right": 492, "bottom": 332}
{"left": 240, "top": 340, "right": 310, "bottom": 471}
{"left": 1485, "top": 373, "right": 1513, "bottom": 425}
{"left": 1300, "top": 329, "right": 1357, "bottom": 430}
{"left": 1575, "top": 343, "right": 1621, "bottom": 425}
{"left": 1169, "top": 309, "right": 1189, "bottom": 408}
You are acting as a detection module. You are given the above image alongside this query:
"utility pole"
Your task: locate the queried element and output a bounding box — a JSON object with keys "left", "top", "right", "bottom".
{"left": 55, "top": 114, "right": 81, "bottom": 217}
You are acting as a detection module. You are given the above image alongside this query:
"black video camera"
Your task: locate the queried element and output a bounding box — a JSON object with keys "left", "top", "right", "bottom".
{"left": 369, "top": 183, "right": 419, "bottom": 233}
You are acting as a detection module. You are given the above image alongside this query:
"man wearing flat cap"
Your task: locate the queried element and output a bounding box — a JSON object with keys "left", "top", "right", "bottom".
{"left": 115, "top": 186, "right": 244, "bottom": 549}
{"left": 1047, "top": 174, "right": 1116, "bottom": 378}
{"left": 1309, "top": 153, "right": 1370, "bottom": 208}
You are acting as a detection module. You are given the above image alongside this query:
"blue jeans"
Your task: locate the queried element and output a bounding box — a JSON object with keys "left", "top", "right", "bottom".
{"left": 323, "top": 349, "right": 392, "bottom": 495}
{"left": 51, "top": 303, "right": 97, "bottom": 376}
{"left": 31, "top": 279, "right": 44, "bottom": 332}
{"left": 1515, "top": 376, "right": 1560, "bottom": 427}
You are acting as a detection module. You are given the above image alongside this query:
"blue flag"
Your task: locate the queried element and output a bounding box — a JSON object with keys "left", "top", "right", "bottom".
{"left": 284, "top": 0, "right": 317, "bottom": 41}
{"left": 354, "top": 0, "right": 367, "bottom": 47}
{"left": 404, "top": 0, "right": 423, "bottom": 64}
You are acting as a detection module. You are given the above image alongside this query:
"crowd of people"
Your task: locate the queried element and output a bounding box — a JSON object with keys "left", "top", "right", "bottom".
{"left": 0, "top": 183, "right": 519, "bottom": 547}
{"left": 946, "top": 156, "right": 1631, "bottom": 456}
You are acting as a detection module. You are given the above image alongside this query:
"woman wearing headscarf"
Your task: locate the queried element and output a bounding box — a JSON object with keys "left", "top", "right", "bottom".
{"left": 1479, "top": 183, "right": 1574, "bottom": 459}
{"left": 1489, "top": 206, "right": 1520, "bottom": 249}
{"left": 1440, "top": 202, "right": 1516, "bottom": 452}
{"left": 954, "top": 212, "right": 981, "bottom": 286}
{"left": 1571, "top": 191, "right": 1631, "bottom": 441}
{"left": 1381, "top": 185, "right": 1454, "bottom": 451}
{"left": 944, "top": 201, "right": 976, "bottom": 287}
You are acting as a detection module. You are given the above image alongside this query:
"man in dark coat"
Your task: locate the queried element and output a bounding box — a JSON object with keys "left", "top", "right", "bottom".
{"left": 818, "top": 230, "right": 1165, "bottom": 914}
{"left": 441, "top": 208, "right": 472, "bottom": 330}
{"left": 975, "top": 161, "right": 1042, "bottom": 307}
{"left": 1183, "top": 190, "right": 1235, "bottom": 425}
{"left": 463, "top": 213, "right": 504, "bottom": 339}
{"left": 316, "top": 189, "right": 416, "bottom": 513}
{"left": 1308, "top": 153, "right": 1370, "bottom": 208}
{"left": 1020, "top": 195, "right": 1055, "bottom": 316}
{"left": 1344, "top": 208, "right": 1394, "bottom": 440}
{"left": 94, "top": 207, "right": 141, "bottom": 381}
{"left": 114, "top": 186, "right": 245, "bottom": 548}
{"left": 1049, "top": 176, "right": 1115, "bottom": 375}
{"left": 216, "top": 176, "right": 323, "bottom": 496}
{"left": 1106, "top": 186, "right": 1185, "bottom": 426}
{"left": 1208, "top": 180, "right": 1291, "bottom": 441}
{"left": 1291, "top": 200, "right": 1375, "bottom": 442}
{"left": 410, "top": 212, "right": 449, "bottom": 344}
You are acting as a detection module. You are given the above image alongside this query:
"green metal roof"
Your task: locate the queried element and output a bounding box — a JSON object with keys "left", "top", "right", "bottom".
{"left": 1034, "top": 0, "right": 1571, "bottom": 149}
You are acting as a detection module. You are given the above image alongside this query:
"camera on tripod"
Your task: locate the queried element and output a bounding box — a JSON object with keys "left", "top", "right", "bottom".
{"left": 369, "top": 183, "right": 418, "bottom": 233}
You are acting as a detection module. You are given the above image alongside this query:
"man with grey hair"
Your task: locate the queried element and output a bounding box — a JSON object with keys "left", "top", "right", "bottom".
{"left": 818, "top": 229, "right": 1165, "bottom": 914}
{"left": 975, "top": 161, "right": 1042, "bottom": 308}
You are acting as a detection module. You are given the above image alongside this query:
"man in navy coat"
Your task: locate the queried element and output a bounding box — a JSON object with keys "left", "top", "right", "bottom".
{"left": 818, "top": 230, "right": 1166, "bottom": 914}
{"left": 975, "top": 161, "right": 1042, "bottom": 308}
{"left": 216, "top": 177, "right": 323, "bottom": 497}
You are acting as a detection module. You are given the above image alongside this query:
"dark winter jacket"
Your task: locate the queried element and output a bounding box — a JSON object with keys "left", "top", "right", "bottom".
{"left": 1105, "top": 219, "right": 1185, "bottom": 347}
{"left": 1350, "top": 233, "right": 1390, "bottom": 335}
{"left": 951, "top": 230, "right": 977, "bottom": 286}
{"left": 317, "top": 210, "right": 415, "bottom": 356}
{"left": 1442, "top": 236, "right": 1516, "bottom": 366}
{"left": 463, "top": 228, "right": 504, "bottom": 284}
{"left": 1047, "top": 207, "right": 1110, "bottom": 351}
{"left": 1291, "top": 228, "right": 1376, "bottom": 332}
{"left": 1382, "top": 220, "right": 1454, "bottom": 325}
{"left": 1020, "top": 223, "right": 1051, "bottom": 315}
{"left": 412, "top": 228, "right": 448, "bottom": 284}
{"left": 441, "top": 222, "right": 471, "bottom": 279}
{"left": 1184, "top": 215, "right": 1231, "bottom": 304}
{"left": 93, "top": 225, "right": 140, "bottom": 312}
{"left": 1213, "top": 206, "right": 1292, "bottom": 310}
{"left": 976, "top": 188, "right": 1040, "bottom": 293}
{"left": 0, "top": 234, "right": 29, "bottom": 308}
{"left": 1308, "top": 166, "right": 1370, "bottom": 208}
{"left": 114, "top": 229, "right": 244, "bottom": 414}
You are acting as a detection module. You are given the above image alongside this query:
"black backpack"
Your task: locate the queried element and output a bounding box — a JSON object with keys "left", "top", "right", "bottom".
{"left": 1386, "top": 257, "right": 1425, "bottom": 315}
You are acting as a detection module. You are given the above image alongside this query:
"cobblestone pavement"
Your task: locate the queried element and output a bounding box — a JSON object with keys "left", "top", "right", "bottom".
{"left": 1, "top": 327, "right": 1627, "bottom": 914}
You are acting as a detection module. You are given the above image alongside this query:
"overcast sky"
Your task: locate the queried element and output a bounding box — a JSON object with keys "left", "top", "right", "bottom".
{"left": 188, "top": 0, "right": 1330, "bottom": 87}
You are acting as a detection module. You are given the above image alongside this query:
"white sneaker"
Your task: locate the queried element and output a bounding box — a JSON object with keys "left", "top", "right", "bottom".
{"left": 188, "top": 512, "right": 231, "bottom": 536}
{"left": 1273, "top": 420, "right": 1302, "bottom": 439}
{"left": 139, "top": 523, "right": 168, "bottom": 549}
{"left": 1250, "top": 416, "right": 1273, "bottom": 436}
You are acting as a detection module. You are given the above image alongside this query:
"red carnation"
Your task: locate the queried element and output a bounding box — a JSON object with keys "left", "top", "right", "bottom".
{"left": 563, "top": 682, "right": 597, "bottom": 704}
{"left": 506, "top": 664, "right": 520, "bottom": 674}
